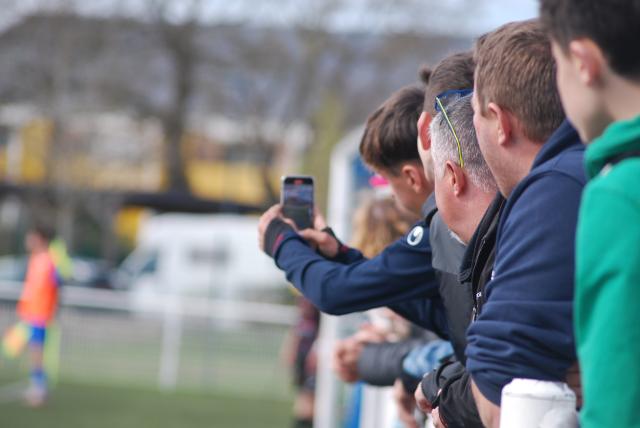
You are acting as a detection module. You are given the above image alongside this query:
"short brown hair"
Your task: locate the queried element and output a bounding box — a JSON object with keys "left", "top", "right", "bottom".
{"left": 474, "top": 19, "right": 565, "bottom": 143}
{"left": 422, "top": 52, "right": 475, "bottom": 116}
{"left": 359, "top": 84, "right": 424, "bottom": 172}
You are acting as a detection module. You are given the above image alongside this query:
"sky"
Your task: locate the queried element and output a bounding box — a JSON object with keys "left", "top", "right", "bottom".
{"left": 479, "top": 0, "right": 539, "bottom": 33}
{"left": 1, "top": 0, "right": 539, "bottom": 37}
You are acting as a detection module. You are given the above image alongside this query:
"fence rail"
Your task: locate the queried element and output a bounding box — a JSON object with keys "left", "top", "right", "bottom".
{"left": 0, "top": 283, "right": 296, "bottom": 399}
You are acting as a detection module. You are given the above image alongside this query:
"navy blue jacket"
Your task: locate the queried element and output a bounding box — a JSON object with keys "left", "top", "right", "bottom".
{"left": 466, "top": 121, "right": 586, "bottom": 405}
{"left": 272, "top": 218, "right": 449, "bottom": 338}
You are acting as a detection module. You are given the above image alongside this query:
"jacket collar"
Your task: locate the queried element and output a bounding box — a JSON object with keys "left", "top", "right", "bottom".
{"left": 458, "top": 193, "right": 504, "bottom": 284}
{"left": 530, "top": 120, "right": 582, "bottom": 171}
{"left": 585, "top": 114, "right": 640, "bottom": 178}
{"left": 421, "top": 194, "right": 437, "bottom": 219}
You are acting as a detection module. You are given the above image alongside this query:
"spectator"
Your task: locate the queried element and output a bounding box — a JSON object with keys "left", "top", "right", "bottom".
{"left": 463, "top": 19, "right": 586, "bottom": 428}
{"left": 540, "top": 1, "right": 640, "bottom": 426}
{"left": 258, "top": 83, "right": 450, "bottom": 336}
{"left": 416, "top": 54, "right": 477, "bottom": 365}
{"left": 429, "top": 94, "right": 496, "bottom": 248}
{"left": 414, "top": 94, "right": 498, "bottom": 428}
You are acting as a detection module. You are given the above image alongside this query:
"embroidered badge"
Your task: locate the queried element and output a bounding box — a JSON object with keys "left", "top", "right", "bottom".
{"left": 407, "top": 226, "right": 424, "bottom": 246}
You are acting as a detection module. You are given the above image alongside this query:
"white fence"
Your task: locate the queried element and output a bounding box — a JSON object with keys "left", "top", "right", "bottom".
{"left": 0, "top": 283, "right": 296, "bottom": 399}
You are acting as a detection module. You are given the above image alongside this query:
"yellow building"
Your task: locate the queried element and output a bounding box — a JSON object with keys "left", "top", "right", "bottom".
{"left": 0, "top": 107, "right": 309, "bottom": 244}
{"left": 0, "top": 108, "right": 307, "bottom": 206}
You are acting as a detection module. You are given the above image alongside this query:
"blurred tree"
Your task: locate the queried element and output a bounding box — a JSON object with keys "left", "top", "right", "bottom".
{"left": 147, "top": 0, "right": 199, "bottom": 194}
{"left": 304, "top": 92, "right": 345, "bottom": 213}
{"left": 0, "top": 0, "right": 125, "bottom": 257}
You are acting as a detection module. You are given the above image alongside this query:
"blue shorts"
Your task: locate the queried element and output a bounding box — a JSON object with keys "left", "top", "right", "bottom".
{"left": 29, "top": 325, "right": 46, "bottom": 346}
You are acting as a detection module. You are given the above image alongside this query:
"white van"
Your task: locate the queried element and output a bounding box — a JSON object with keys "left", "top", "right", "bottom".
{"left": 116, "top": 214, "right": 287, "bottom": 308}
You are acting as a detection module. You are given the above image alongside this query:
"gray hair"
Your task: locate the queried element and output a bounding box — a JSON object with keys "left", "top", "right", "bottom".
{"left": 430, "top": 95, "right": 496, "bottom": 193}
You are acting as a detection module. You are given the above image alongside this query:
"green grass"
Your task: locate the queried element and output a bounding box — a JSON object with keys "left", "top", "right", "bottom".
{"left": 50, "top": 323, "right": 293, "bottom": 398}
{"left": 0, "top": 306, "right": 296, "bottom": 427}
{"left": 0, "top": 381, "right": 293, "bottom": 428}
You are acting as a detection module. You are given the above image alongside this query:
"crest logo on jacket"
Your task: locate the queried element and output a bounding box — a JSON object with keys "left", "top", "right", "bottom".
{"left": 407, "top": 226, "right": 424, "bottom": 246}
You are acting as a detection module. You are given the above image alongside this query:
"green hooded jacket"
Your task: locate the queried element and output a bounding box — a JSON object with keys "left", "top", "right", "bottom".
{"left": 577, "top": 115, "right": 640, "bottom": 427}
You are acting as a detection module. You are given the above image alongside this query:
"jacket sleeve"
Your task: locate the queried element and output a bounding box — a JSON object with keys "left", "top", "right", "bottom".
{"left": 466, "top": 173, "right": 581, "bottom": 405}
{"left": 399, "top": 339, "right": 454, "bottom": 393}
{"left": 273, "top": 221, "right": 441, "bottom": 316}
{"left": 356, "top": 339, "right": 425, "bottom": 387}
{"left": 438, "top": 370, "right": 483, "bottom": 428}
{"left": 419, "top": 361, "right": 483, "bottom": 428}
{"left": 320, "top": 226, "right": 367, "bottom": 265}
{"left": 388, "top": 297, "right": 449, "bottom": 339}
{"left": 331, "top": 245, "right": 365, "bottom": 265}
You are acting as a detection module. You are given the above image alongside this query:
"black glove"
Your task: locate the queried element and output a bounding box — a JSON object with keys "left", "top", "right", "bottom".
{"left": 400, "top": 368, "right": 423, "bottom": 396}
{"left": 263, "top": 218, "right": 295, "bottom": 258}
{"left": 421, "top": 360, "right": 465, "bottom": 407}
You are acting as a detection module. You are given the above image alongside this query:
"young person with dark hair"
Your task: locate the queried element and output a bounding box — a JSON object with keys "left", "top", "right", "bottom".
{"left": 540, "top": 1, "right": 640, "bottom": 426}
{"left": 257, "top": 52, "right": 479, "bottom": 349}
{"left": 258, "top": 82, "right": 449, "bottom": 335}
{"left": 358, "top": 84, "right": 433, "bottom": 216}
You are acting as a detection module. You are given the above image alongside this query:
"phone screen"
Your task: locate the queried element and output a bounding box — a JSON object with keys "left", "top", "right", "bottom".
{"left": 281, "top": 176, "right": 314, "bottom": 230}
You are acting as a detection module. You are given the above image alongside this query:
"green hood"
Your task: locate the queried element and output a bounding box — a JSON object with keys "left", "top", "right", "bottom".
{"left": 585, "top": 114, "right": 640, "bottom": 178}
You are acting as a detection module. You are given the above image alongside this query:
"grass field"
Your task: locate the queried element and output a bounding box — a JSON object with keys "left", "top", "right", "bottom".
{"left": 0, "top": 381, "right": 293, "bottom": 428}
{"left": 0, "top": 297, "right": 296, "bottom": 427}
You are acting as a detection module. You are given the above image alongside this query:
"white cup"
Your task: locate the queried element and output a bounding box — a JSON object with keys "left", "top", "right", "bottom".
{"left": 500, "top": 379, "right": 577, "bottom": 428}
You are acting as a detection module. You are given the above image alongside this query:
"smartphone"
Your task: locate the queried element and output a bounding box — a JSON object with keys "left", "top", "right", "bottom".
{"left": 281, "top": 175, "right": 314, "bottom": 230}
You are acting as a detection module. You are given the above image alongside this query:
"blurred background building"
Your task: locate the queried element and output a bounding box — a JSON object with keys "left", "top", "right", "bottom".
{"left": 0, "top": 7, "right": 474, "bottom": 260}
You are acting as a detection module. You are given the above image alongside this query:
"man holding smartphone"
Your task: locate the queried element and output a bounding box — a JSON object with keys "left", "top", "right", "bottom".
{"left": 259, "top": 51, "right": 482, "bottom": 346}
{"left": 259, "top": 83, "right": 449, "bottom": 336}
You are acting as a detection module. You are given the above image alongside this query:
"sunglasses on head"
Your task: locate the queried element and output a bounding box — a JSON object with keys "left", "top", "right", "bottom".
{"left": 434, "top": 89, "right": 473, "bottom": 168}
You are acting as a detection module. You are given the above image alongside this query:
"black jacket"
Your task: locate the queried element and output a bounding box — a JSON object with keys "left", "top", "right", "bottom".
{"left": 421, "top": 194, "right": 504, "bottom": 428}
{"left": 460, "top": 194, "right": 505, "bottom": 322}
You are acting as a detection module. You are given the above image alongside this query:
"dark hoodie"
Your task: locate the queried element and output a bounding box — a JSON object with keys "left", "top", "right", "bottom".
{"left": 466, "top": 120, "right": 586, "bottom": 405}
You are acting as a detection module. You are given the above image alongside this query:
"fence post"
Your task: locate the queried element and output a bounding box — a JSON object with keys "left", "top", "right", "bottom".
{"left": 158, "top": 296, "right": 182, "bottom": 391}
{"left": 314, "top": 128, "right": 363, "bottom": 428}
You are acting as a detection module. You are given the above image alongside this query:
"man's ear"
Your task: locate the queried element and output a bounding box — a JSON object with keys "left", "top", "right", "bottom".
{"left": 445, "top": 161, "right": 466, "bottom": 196}
{"left": 418, "top": 112, "right": 432, "bottom": 151}
{"left": 568, "top": 39, "right": 605, "bottom": 86}
{"left": 401, "top": 163, "right": 426, "bottom": 192}
{"left": 488, "top": 102, "right": 512, "bottom": 147}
